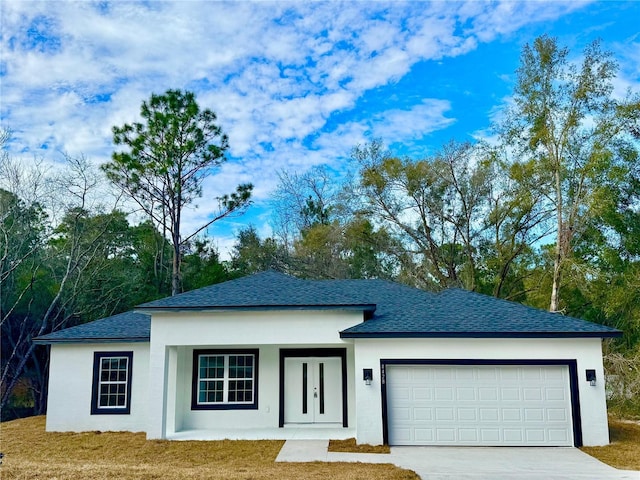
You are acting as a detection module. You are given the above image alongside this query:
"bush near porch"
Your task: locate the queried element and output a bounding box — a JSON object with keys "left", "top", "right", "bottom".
{"left": 0, "top": 416, "right": 418, "bottom": 480}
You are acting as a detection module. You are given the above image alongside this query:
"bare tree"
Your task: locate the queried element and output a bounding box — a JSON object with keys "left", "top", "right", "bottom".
{"left": 1, "top": 154, "right": 126, "bottom": 413}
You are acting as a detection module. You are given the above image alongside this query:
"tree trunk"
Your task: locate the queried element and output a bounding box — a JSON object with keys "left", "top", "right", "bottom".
{"left": 550, "top": 253, "right": 562, "bottom": 312}
{"left": 171, "top": 241, "right": 181, "bottom": 296}
{"left": 550, "top": 165, "right": 563, "bottom": 312}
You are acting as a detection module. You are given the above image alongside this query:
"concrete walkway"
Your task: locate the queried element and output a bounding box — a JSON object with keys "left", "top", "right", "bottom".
{"left": 276, "top": 440, "right": 640, "bottom": 480}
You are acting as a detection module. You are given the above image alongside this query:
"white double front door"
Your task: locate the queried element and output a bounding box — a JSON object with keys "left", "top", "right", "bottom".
{"left": 284, "top": 357, "right": 342, "bottom": 424}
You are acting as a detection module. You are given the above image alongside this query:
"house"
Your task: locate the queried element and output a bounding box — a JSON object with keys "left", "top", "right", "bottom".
{"left": 34, "top": 270, "right": 621, "bottom": 447}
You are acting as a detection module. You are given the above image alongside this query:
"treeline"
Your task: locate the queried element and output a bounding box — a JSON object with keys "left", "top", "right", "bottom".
{"left": 1, "top": 35, "right": 639, "bottom": 418}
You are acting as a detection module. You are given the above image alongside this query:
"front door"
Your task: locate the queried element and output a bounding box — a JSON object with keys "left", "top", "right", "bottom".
{"left": 284, "top": 357, "right": 342, "bottom": 424}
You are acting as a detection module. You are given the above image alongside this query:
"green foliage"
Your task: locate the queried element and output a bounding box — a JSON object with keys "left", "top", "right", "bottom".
{"left": 354, "top": 140, "right": 495, "bottom": 290}
{"left": 504, "top": 34, "right": 638, "bottom": 312}
{"left": 102, "top": 89, "right": 252, "bottom": 295}
{"left": 290, "top": 216, "right": 393, "bottom": 280}
{"left": 230, "top": 226, "right": 289, "bottom": 276}
{"left": 181, "top": 239, "right": 230, "bottom": 291}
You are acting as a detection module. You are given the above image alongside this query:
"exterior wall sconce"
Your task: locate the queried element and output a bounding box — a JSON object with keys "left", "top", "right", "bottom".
{"left": 586, "top": 369, "right": 596, "bottom": 386}
{"left": 363, "top": 368, "right": 373, "bottom": 386}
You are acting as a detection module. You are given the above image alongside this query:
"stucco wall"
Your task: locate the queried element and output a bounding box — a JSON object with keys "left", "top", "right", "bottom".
{"left": 166, "top": 344, "right": 355, "bottom": 432}
{"left": 147, "top": 310, "right": 361, "bottom": 439}
{"left": 46, "top": 342, "right": 150, "bottom": 432}
{"left": 352, "top": 337, "right": 609, "bottom": 447}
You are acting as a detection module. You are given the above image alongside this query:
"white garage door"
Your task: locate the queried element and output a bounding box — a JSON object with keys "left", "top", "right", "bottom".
{"left": 386, "top": 364, "right": 573, "bottom": 446}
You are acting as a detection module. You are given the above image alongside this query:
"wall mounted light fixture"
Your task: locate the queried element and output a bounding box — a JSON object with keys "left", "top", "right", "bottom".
{"left": 586, "top": 369, "right": 596, "bottom": 386}
{"left": 363, "top": 368, "right": 373, "bottom": 386}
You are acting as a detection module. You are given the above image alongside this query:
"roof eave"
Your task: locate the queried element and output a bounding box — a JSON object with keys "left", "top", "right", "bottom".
{"left": 136, "top": 304, "right": 377, "bottom": 314}
{"left": 339, "top": 331, "right": 623, "bottom": 339}
{"left": 33, "top": 336, "right": 150, "bottom": 345}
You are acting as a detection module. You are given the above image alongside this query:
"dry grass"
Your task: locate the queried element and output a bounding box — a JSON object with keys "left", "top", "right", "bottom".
{"left": 328, "top": 438, "right": 390, "bottom": 454}
{"left": 581, "top": 417, "right": 640, "bottom": 470}
{"left": 0, "top": 416, "right": 418, "bottom": 480}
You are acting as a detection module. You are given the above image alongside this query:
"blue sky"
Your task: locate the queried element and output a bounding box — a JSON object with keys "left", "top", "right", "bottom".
{"left": 2, "top": 1, "right": 639, "bottom": 257}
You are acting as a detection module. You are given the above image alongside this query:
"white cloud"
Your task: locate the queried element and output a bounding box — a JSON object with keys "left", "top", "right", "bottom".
{"left": 3, "top": 0, "right": 626, "bottom": 244}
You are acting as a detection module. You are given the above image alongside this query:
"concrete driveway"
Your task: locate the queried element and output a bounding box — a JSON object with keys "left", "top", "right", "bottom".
{"left": 389, "top": 446, "right": 639, "bottom": 480}
{"left": 276, "top": 440, "right": 640, "bottom": 480}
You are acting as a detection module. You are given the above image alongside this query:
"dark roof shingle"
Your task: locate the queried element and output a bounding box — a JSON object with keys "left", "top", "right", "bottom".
{"left": 33, "top": 311, "right": 150, "bottom": 344}
{"left": 340, "top": 288, "right": 622, "bottom": 338}
{"left": 34, "top": 271, "right": 621, "bottom": 343}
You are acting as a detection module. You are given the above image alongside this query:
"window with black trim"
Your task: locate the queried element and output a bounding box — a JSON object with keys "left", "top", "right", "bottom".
{"left": 91, "top": 351, "right": 133, "bottom": 415}
{"left": 192, "top": 349, "right": 259, "bottom": 410}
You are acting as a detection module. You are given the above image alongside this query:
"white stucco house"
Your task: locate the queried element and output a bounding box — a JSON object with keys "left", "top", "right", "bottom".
{"left": 34, "top": 271, "right": 621, "bottom": 447}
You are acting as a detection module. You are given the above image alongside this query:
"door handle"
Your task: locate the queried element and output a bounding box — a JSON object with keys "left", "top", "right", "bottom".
{"left": 313, "top": 387, "right": 318, "bottom": 398}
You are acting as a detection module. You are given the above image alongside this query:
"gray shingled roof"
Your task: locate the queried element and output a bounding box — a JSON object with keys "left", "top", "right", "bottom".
{"left": 33, "top": 271, "right": 621, "bottom": 344}
{"left": 33, "top": 311, "right": 150, "bottom": 344}
{"left": 137, "top": 270, "right": 380, "bottom": 310}
{"left": 340, "top": 288, "right": 622, "bottom": 338}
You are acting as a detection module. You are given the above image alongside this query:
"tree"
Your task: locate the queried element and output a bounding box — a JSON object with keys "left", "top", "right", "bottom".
{"left": 230, "top": 226, "right": 289, "bottom": 276}
{"left": 270, "top": 166, "right": 338, "bottom": 248}
{"left": 181, "top": 239, "right": 230, "bottom": 291}
{"left": 503, "top": 35, "right": 639, "bottom": 312}
{"left": 291, "top": 215, "right": 393, "bottom": 280}
{"left": 353, "top": 140, "right": 493, "bottom": 290}
{"left": 479, "top": 148, "right": 555, "bottom": 300}
{"left": 1, "top": 155, "right": 137, "bottom": 414}
{"left": 102, "top": 89, "right": 253, "bottom": 295}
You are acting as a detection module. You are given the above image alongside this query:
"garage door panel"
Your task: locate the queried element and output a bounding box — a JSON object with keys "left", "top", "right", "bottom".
{"left": 457, "top": 387, "right": 476, "bottom": 401}
{"left": 434, "top": 369, "right": 454, "bottom": 380}
{"left": 459, "top": 429, "right": 478, "bottom": 441}
{"left": 390, "top": 406, "right": 411, "bottom": 421}
{"left": 481, "top": 429, "right": 501, "bottom": 442}
{"left": 458, "top": 408, "right": 476, "bottom": 421}
{"left": 414, "top": 408, "right": 432, "bottom": 420}
{"left": 455, "top": 369, "right": 475, "bottom": 381}
{"left": 478, "top": 387, "right": 498, "bottom": 401}
{"left": 524, "top": 409, "right": 544, "bottom": 421}
{"left": 548, "top": 409, "right": 568, "bottom": 421}
{"left": 523, "top": 387, "right": 543, "bottom": 400}
{"left": 526, "top": 429, "right": 545, "bottom": 442}
{"left": 479, "top": 408, "right": 499, "bottom": 421}
{"left": 546, "top": 387, "right": 567, "bottom": 401}
{"left": 435, "top": 407, "right": 454, "bottom": 421}
{"left": 415, "top": 429, "right": 433, "bottom": 441}
{"left": 413, "top": 387, "right": 431, "bottom": 400}
{"left": 497, "top": 368, "right": 518, "bottom": 381}
{"left": 436, "top": 428, "right": 455, "bottom": 442}
{"left": 393, "top": 428, "right": 412, "bottom": 442}
{"left": 522, "top": 369, "right": 543, "bottom": 381}
{"left": 502, "top": 408, "right": 521, "bottom": 421}
{"left": 391, "top": 386, "right": 410, "bottom": 401}
{"left": 501, "top": 387, "right": 520, "bottom": 400}
{"left": 549, "top": 429, "right": 570, "bottom": 442}
{"left": 435, "top": 387, "right": 454, "bottom": 400}
{"left": 387, "top": 365, "right": 573, "bottom": 446}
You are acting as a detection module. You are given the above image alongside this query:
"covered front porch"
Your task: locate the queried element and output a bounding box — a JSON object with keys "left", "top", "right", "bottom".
{"left": 149, "top": 339, "right": 357, "bottom": 440}
{"left": 167, "top": 423, "right": 357, "bottom": 441}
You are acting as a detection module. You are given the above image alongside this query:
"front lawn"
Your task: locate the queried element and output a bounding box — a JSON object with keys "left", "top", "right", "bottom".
{"left": 581, "top": 417, "right": 640, "bottom": 471}
{"left": 0, "top": 416, "right": 418, "bottom": 480}
{"left": 328, "top": 438, "right": 390, "bottom": 454}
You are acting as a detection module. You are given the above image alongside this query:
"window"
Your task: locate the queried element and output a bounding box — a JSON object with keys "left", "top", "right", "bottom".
{"left": 91, "top": 351, "right": 133, "bottom": 415}
{"left": 192, "top": 349, "right": 259, "bottom": 410}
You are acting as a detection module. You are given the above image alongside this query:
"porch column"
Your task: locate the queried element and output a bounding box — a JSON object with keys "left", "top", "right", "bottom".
{"left": 165, "top": 346, "right": 178, "bottom": 436}
{"left": 147, "top": 343, "right": 169, "bottom": 439}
